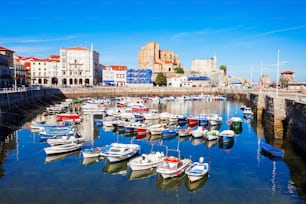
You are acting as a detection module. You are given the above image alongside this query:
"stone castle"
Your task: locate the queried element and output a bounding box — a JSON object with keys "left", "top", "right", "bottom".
{"left": 138, "top": 42, "right": 184, "bottom": 74}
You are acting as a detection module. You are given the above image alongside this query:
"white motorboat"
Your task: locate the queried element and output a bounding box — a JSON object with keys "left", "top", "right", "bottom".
{"left": 128, "top": 151, "right": 165, "bottom": 171}
{"left": 44, "top": 143, "right": 83, "bottom": 155}
{"left": 185, "top": 157, "right": 209, "bottom": 182}
{"left": 100, "top": 143, "right": 140, "bottom": 163}
{"left": 243, "top": 107, "right": 254, "bottom": 116}
{"left": 82, "top": 146, "right": 105, "bottom": 158}
{"left": 46, "top": 135, "right": 84, "bottom": 146}
{"left": 178, "top": 127, "right": 192, "bottom": 137}
{"left": 219, "top": 129, "right": 235, "bottom": 143}
{"left": 156, "top": 154, "right": 191, "bottom": 179}
{"left": 204, "top": 130, "right": 219, "bottom": 141}
{"left": 191, "top": 126, "right": 206, "bottom": 138}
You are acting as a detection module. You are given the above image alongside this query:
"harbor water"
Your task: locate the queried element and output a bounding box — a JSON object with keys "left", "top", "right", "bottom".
{"left": 0, "top": 99, "right": 304, "bottom": 204}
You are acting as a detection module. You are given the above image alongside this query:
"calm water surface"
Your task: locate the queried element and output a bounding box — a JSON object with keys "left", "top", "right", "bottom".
{"left": 0, "top": 100, "right": 304, "bottom": 204}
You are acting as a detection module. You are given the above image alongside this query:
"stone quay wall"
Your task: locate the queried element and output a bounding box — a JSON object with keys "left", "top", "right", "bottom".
{"left": 248, "top": 92, "right": 306, "bottom": 153}
{"left": 57, "top": 87, "right": 248, "bottom": 99}
{"left": 0, "top": 88, "right": 65, "bottom": 135}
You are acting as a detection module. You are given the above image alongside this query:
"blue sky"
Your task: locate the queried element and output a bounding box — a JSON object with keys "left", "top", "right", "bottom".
{"left": 1, "top": 0, "right": 306, "bottom": 82}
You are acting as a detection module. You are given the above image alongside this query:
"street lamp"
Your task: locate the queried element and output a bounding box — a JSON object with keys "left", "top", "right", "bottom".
{"left": 276, "top": 49, "right": 280, "bottom": 97}
{"left": 14, "top": 62, "right": 17, "bottom": 91}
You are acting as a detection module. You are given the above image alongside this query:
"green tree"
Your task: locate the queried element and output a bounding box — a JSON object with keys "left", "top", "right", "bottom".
{"left": 219, "top": 65, "right": 227, "bottom": 75}
{"left": 155, "top": 72, "right": 167, "bottom": 86}
{"left": 174, "top": 67, "right": 184, "bottom": 74}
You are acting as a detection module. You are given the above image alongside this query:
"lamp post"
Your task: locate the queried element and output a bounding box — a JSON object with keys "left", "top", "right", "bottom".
{"left": 276, "top": 49, "right": 280, "bottom": 97}
{"left": 14, "top": 58, "right": 17, "bottom": 91}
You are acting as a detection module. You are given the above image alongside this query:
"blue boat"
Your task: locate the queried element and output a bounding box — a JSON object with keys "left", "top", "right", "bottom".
{"left": 260, "top": 142, "right": 284, "bottom": 158}
{"left": 162, "top": 126, "right": 178, "bottom": 138}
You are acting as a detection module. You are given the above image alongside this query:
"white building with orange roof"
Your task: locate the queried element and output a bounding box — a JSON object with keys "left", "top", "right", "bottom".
{"left": 102, "top": 65, "right": 127, "bottom": 86}
{"left": 166, "top": 74, "right": 190, "bottom": 87}
{"left": 59, "top": 46, "right": 99, "bottom": 87}
{"left": 19, "top": 56, "right": 39, "bottom": 86}
{"left": 30, "top": 55, "right": 60, "bottom": 86}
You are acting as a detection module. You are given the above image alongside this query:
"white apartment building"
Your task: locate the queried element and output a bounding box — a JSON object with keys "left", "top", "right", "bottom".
{"left": 60, "top": 46, "right": 99, "bottom": 87}
{"left": 102, "top": 65, "right": 127, "bottom": 86}
{"left": 31, "top": 56, "right": 60, "bottom": 86}
{"left": 167, "top": 74, "right": 191, "bottom": 87}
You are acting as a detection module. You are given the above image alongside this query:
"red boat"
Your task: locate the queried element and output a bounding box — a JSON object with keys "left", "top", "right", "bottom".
{"left": 187, "top": 116, "right": 199, "bottom": 126}
{"left": 135, "top": 127, "right": 148, "bottom": 135}
{"left": 56, "top": 114, "right": 81, "bottom": 122}
{"left": 131, "top": 105, "right": 149, "bottom": 113}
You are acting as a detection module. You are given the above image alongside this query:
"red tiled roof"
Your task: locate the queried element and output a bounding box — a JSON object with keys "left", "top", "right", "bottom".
{"left": 63, "top": 46, "right": 89, "bottom": 51}
{"left": 281, "top": 70, "right": 294, "bottom": 74}
{"left": 21, "top": 57, "right": 39, "bottom": 61}
{"left": 32, "top": 58, "right": 60, "bottom": 62}
{"left": 49, "top": 54, "right": 60, "bottom": 59}
{"left": 110, "top": 65, "right": 127, "bottom": 71}
{"left": 0, "top": 46, "right": 15, "bottom": 52}
{"left": 24, "top": 62, "right": 31, "bottom": 67}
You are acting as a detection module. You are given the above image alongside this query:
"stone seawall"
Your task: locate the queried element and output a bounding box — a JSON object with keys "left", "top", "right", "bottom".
{"left": 284, "top": 100, "right": 306, "bottom": 153}
{"left": 58, "top": 87, "right": 248, "bottom": 100}
{"left": 0, "top": 88, "right": 66, "bottom": 137}
{"left": 248, "top": 93, "right": 306, "bottom": 153}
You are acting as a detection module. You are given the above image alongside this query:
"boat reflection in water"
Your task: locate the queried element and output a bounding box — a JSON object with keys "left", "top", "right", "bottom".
{"left": 178, "top": 135, "right": 190, "bottom": 142}
{"left": 190, "top": 137, "right": 204, "bottom": 146}
{"left": 128, "top": 168, "right": 157, "bottom": 181}
{"left": 146, "top": 134, "right": 162, "bottom": 142}
{"left": 204, "top": 139, "right": 218, "bottom": 149}
{"left": 103, "top": 160, "right": 128, "bottom": 175}
{"left": 185, "top": 174, "right": 208, "bottom": 193}
{"left": 219, "top": 138, "right": 235, "bottom": 151}
{"left": 156, "top": 174, "right": 186, "bottom": 190}
{"left": 82, "top": 156, "right": 105, "bottom": 166}
{"left": 44, "top": 150, "right": 80, "bottom": 163}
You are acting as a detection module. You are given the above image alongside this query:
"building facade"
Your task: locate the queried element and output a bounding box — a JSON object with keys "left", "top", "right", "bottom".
{"left": 0, "top": 46, "right": 14, "bottom": 88}
{"left": 190, "top": 54, "right": 217, "bottom": 76}
{"left": 30, "top": 55, "right": 60, "bottom": 86}
{"left": 138, "top": 42, "right": 183, "bottom": 77}
{"left": 102, "top": 65, "right": 127, "bottom": 86}
{"left": 60, "top": 46, "right": 99, "bottom": 87}
{"left": 167, "top": 74, "right": 190, "bottom": 87}
{"left": 14, "top": 56, "right": 28, "bottom": 86}
{"left": 126, "top": 68, "right": 152, "bottom": 87}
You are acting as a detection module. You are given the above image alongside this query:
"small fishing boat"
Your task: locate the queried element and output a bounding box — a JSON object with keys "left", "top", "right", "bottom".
{"left": 187, "top": 116, "right": 199, "bottom": 127}
{"left": 191, "top": 126, "right": 206, "bottom": 138}
{"left": 185, "top": 157, "right": 209, "bottom": 182}
{"left": 100, "top": 143, "right": 140, "bottom": 163}
{"left": 243, "top": 107, "right": 254, "bottom": 119}
{"left": 128, "top": 151, "right": 165, "bottom": 171}
{"left": 46, "top": 135, "right": 84, "bottom": 146}
{"left": 82, "top": 146, "right": 105, "bottom": 158}
{"left": 218, "top": 130, "right": 235, "bottom": 143}
{"left": 260, "top": 142, "right": 284, "bottom": 158}
{"left": 228, "top": 117, "right": 242, "bottom": 129}
{"left": 178, "top": 127, "right": 192, "bottom": 137}
{"left": 44, "top": 143, "right": 83, "bottom": 155}
{"left": 161, "top": 126, "right": 178, "bottom": 138}
{"left": 156, "top": 151, "right": 191, "bottom": 179}
{"left": 204, "top": 130, "right": 219, "bottom": 141}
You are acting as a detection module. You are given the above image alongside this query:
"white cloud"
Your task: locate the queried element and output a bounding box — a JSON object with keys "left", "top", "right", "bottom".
{"left": 0, "top": 35, "right": 82, "bottom": 44}
{"left": 255, "top": 25, "right": 306, "bottom": 37}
